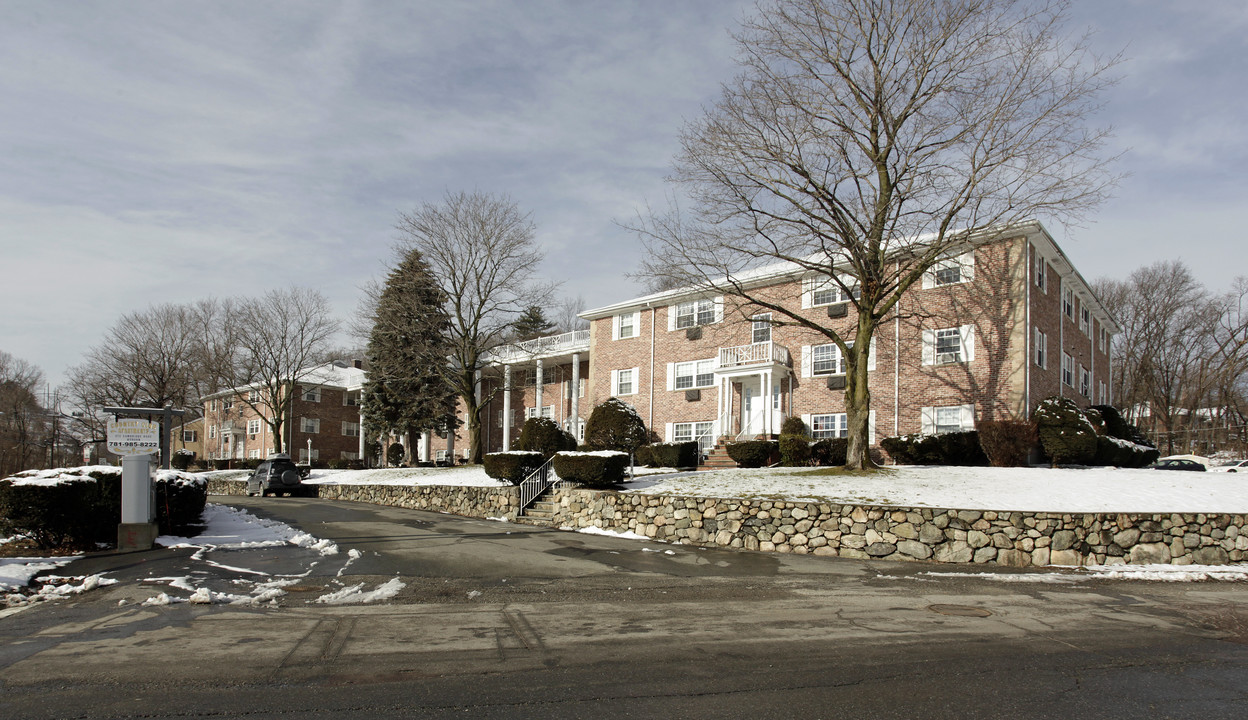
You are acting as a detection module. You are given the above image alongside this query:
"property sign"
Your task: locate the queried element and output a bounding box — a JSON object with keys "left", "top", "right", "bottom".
{"left": 107, "top": 418, "right": 161, "bottom": 456}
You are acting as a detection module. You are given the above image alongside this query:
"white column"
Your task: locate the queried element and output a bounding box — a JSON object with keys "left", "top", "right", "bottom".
{"left": 502, "top": 365, "right": 513, "bottom": 451}
{"left": 535, "top": 358, "right": 544, "bottom": 417}
{"left": 570, "top": 353, "right": 581, "bottom": 436}
{"left": 357, "top": 409, "right": 365, "bottom": 459}
{"left": 763, "top": 370, "right": 772, "bottom": 436}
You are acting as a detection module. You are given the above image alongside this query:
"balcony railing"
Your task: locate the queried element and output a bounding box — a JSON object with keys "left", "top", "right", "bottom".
{"left": 490, "top": 330, "right": 591, "bottom": 364}
{"left": 718, "top": 341, "right": 792, "bottom": 370}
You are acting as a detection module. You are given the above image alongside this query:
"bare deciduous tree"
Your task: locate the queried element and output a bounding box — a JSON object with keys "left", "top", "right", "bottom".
{"left": 0, "top": 351, "right": 47, "bottom": 476}
{"left": 395, "top": 190, "right": 554, "bottom": 464}
{"left": 233, "top": 288, "right": 340, "bottom": 453}
{"left": 633, "top": 0, "right": 1118, "bottom": 469}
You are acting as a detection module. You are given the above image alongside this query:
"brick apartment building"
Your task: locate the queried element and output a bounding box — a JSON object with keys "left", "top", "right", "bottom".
{"left": 442, "top": 221, "right": 1115, "bottom": 460}
{"left": 201, "top": 361, "right": 366, "bottom": 463}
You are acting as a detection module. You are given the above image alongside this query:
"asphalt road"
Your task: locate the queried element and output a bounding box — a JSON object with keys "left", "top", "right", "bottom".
{"left": 2, "top": 496, "right": 1248, "bottom": 719}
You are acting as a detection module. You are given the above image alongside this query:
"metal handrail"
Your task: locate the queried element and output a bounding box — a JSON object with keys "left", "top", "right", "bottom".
{"left": 518, "top": 457, "right": 561, "bottom": 510}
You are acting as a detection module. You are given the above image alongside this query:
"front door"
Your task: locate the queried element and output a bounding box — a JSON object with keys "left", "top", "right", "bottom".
{"left": 741, "top": 378, "right": 766, "bottom": 437}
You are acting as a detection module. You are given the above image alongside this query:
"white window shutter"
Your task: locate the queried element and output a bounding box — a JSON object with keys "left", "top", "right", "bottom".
{"left": 801, "top": 414, "right": 811, "bottom": 431}
{"left": 801, "top": 346, "right": 812, "bottom": 378}
{"left": 920, "top": 406, "right": 935, "bottom": 435}
{"left": 611, "top": 314, "right": 620, "bottom": 340}
{"left": 631, "top": 311, "right": 641, "bottom": 335}
{"left": 666, "top": 362, "right": 675, "bottom": 391}
{"left": 961, "top": 325, "right": 976, "bottom": 362}
{"left": 665, "top": 423, "right": 674, "bottom": 442}
{"left": 667, "top": 305, "right": 677, "bottom": 332}
{"left": 921, "top": 329, "right": 936, "bottom": 365}
{"left": 921, "top": 267, "right": 935, "bottom": 290}
{"left": 610, "top": 369, "right": 619, "bottom": 396}
{"left": 869, "top": 410, "right": 877, "bottom": 445}
{"left": 961, "top": 405, "right": 976, "bottom": 431}
{"left": 961, "top": 250, "right": 976, "bottom": 282}
{"left": 713, "top": 296, "right": 724, "bottom": 323}
{"left": 868, "top": 337, "right": 877, "bottom": 372}
{"left": 801, "top": 276, "right": 813, "bottom": 309}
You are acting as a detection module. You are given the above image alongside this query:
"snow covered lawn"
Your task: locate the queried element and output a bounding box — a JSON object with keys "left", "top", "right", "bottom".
{"left": 625, "top": 465, "right": 1248, "bottom": 514}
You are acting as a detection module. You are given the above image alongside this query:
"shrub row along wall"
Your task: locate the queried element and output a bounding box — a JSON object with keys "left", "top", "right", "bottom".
{"left": 205, "top": 479, "right": 1246, "bottom": 566}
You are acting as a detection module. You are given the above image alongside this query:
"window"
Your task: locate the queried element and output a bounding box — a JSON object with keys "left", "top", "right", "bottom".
{"left": 1061, "top": 353, "right": 1074, "bottom": 387}
{"left": 182, "top": 430, "right": 198, "bottom": 443}
{"left": 1099, "top": 328, "right": 1109, "bottom": 352}
{"left": 673, "top": 421, "right": 715, "bottom": 452}
{"left": 1034, "top": 328, "right": 1047, "bottom": 369}
{"left": 809, "top": 277, "right": 859, "bottom": 307}
{"left": 922, "top": 405, "right": 975, "bottom": 434}
{"left": 340, "top": 451, "right": 359, "bottom": 461}
{"left": 923, "top": 326, "right": 974, "bottom": 366}
{"left": 342, "top": 421, "right": 360, "bottom": 437}
{"left": 1080, "top": 306, "right": 1092, "bottom": 336}
{"left": 1035, "top": 252, "right": 1047, "bottom": 292}
{"left": 298, "top": 448, "right": 319, "bottom": 462}
{"left": 673, "top": 359, "right": 715, "bottom": 389}
{"left": 343, "top": 391, "right": 360, "bottom": 406}
{"left": 578, "top": 377, "right": 586, "bottom": 398}
{"left": 222, "top": 399, "right": 233, "bottom": 410}
{"left": 923, "top": 251, "right": 974, "bottom": 288}
{"left": 613, "top": 368, "right": 637, "bottom": 396}
{"left": 246, "top": 419, "right": 261, "bottom": 436}
{"left": 208, "top": 425, "right": 217, "bottom": 440}
{"left": 1098, "top": 381, "right": 1108, "bottom": 405}
{"left": 811, "top": 413, "right": 847, "bottom": 439}
{"left": 525, "top": 406, "right": 555, "bottom": 420}
{"left": 752, "top": 313, "right": 772, "bottom": 344}
{"left": 674, "top": 298, "right": 717, "bottom": 329}
{"left": 1063, "top": 288, "right": 1075, "bottom": 320}
{"left": 248, "top": 449, "right": 261, "bottom": 459}
{"left": 210, "top": 400, "right": 218, "bottom": 412}
{"left": 812, "top": 344, "right": 846, "bottom": 376}
{"left": 302, "top": 386, "right": 321, "bottom": 402}
{"left": 301, "top": 417, "right": 320, "bottom": 434}
{"left": 1079, "top": 366, "right": 1091, "bottom": 397}
{"left": 248, "top": 389, "right": 261, "bottom": 403}
{"left": 522, "top": 368, "right": 537, "bottom": 387}
{"left": 614, "top": 311, "right": 639, "bottom": 340}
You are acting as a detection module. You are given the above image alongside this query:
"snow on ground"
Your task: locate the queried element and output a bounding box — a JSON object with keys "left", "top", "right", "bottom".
{"left": 159, "top": 504, "right": 340, "bottom": 555}
{"left": 305, "top": 466, "right": 506, "bottom": 487}
{"left": 1, "top": 556, "right": 77, "bottom": 593}
{"left": 625, "top": 465, "right": 1248, "bottom": 514}
{"left": 313, "top": 578, "right": 406, "bottom": 605}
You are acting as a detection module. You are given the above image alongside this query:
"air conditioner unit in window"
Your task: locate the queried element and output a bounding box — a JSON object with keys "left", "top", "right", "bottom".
{"left": 685, "top": 389, "right": 701, "bottom": 402}
{"left": 937, "top": 352, "right": 960, "bottom": 364}
{"left": 826, "top": 303, "right": 849, "bottom": 318}
{"left": 826, "top": 375, "right": 847, "bottom": 390}
{"left": 685, "top": 326, "right": 702, "bottom": 340}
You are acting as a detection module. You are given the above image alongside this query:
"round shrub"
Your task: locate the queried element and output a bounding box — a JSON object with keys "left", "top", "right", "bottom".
{"left": 583, "top": 398, "right": 650, "bottom": 453}
{"left": 482, "top": 451, "right": 544, "bottom": 485}
{"left": 935, "top": 431, "right": 989, "bottom": 466}
{"left": 977, "top": 420, "right": 1037, "bottom": 467}
{"left": 812, "top": 438, "right": 849, "bottom": 466}
{"left": 780, "top": 416, "right": 810, "bottom": 437}
{"left": 1034, "top": 396, "right": 1097, "bottom": 465}
{"left": 387, "top": 442, "right": 405, "bottom": 467}
{"left": 726, "top": 440, "right": 778, "bottom": 468}
{"left": 517, "top": 417, "right": 577, "bottom": 459}
{"left": 170, "top": 450, "right": 195, "bottom": 471}
{"left": 552, "top": 451, "right": 630, "bottom": 488}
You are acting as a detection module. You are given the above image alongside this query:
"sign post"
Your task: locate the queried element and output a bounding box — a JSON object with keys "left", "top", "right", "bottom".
{"left": 107, "top": 416, "right": 162, "bottom": 552}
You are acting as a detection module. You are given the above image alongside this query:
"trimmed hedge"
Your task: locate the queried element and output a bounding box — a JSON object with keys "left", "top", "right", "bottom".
{"left": 880, "top": 432, "right": 987, "bottom": 466}
{"left": 778, "top": 434, "right": 812, "bottom": 466}
{"left": 640, "top": 441, "right": 700, "bottom": 468}
{"left": 0, "top": 467, "right": 206, "bottom": 550}
{"left": 726, "top": 440, "right": 779, "bottom": 468}
{"left": 583, "top": 398, "right": 650, "bottom": 453}
{"left": 552, "top": 451, "right": 630, "bottom": 488}
{"left": 812, "top": 438, "right": 849, "bottom": 466}
{"left": 977, "top": 420, "right": 1037, "bottom": 467}
{"left": 482, "top": 452, "right": 544, "bottom": 485}
{"left": 517, "top": 417, "right": 577, "bottom": 459}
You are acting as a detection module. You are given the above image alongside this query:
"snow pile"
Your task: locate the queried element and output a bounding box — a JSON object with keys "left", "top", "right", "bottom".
{"left": 568, "top": 525, "right": 651, "bottom": 541}
{"left": 5, "top": 465, "right": 204, "bottom": 488}
{"left": 300, "top": 465, "right": 506, "bottom": 487}
{"left": 1, "top": 556, "right": 76, "bottom": 593}
{"left": 160, "top": 504, "right": 337, "bottom": 553}
{"left": 314, "top": 578, "right": 405, "bottom": 605}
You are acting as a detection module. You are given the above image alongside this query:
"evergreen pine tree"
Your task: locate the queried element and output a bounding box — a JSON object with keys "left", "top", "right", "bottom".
{"left": 362, "top": 249, "right": 459, "bottom": 454}
{"left": 512, "top": 305, "right": 556, "bottom": 340}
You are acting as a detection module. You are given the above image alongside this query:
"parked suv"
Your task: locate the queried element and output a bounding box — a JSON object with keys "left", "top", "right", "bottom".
{"left": 246, "top": 454, "right": 311, "bottom": 496}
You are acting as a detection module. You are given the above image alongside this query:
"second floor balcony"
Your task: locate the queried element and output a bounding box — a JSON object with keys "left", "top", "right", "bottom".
{"left": 489, "top": 329, "right": 591, "bottom": 365}
{"left": 717, "top": 341, "right": 792, "bottom": 372}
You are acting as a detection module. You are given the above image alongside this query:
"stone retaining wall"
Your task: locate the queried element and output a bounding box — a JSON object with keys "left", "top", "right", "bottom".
{"left": 206, "top": 479, "right": 1246, "bottom": 566}
{"left": 206, "top": 479, "right": 521, "bottom": 520}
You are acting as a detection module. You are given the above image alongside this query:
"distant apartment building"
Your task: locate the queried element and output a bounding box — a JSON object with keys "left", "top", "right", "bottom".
{"left": 201, "top": 361, "right": 366, "bottom": 463}
{"left": 442, "top": 221, "right": 1115, "bottom": 460}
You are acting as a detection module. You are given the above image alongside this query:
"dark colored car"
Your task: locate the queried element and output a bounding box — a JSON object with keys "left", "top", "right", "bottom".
{"left": 246, "top": 454, "right": 312, "bottom": 496}
{"left": 1148, "top": 458, "right": 1206, "bottom": 472}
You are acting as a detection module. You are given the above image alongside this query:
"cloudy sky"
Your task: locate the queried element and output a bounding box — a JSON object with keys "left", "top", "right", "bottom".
{"left": 2, "top": 1, "right": 1245, "bottom": 389}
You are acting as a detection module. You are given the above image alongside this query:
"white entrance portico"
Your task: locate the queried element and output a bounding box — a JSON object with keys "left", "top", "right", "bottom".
{"left": 714, "top": 340, "right": 792, "bottom": 440}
